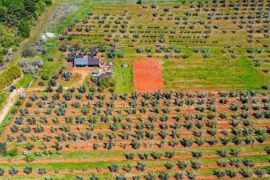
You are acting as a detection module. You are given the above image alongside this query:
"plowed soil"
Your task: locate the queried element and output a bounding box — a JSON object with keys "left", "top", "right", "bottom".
{"left": 133, "top": 58, "right": 164, "bottom": 93}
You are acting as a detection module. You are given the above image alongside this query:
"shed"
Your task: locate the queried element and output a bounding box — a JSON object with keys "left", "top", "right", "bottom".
{"left": 73, "top": 55, "right": 100, "bottom": 67}
{"left": 74, "top": 58, "right": 89, "bottom": 67}
{"left": 88, "top": 58, "right": 100, "bottom": 66}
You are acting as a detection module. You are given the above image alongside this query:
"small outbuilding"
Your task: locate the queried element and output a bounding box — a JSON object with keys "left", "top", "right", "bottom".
{"left": 73, "top": 55, "right": 100, "bottom": 67}
{"left": 74, "top": 58, "right": 89, "bottom": 67}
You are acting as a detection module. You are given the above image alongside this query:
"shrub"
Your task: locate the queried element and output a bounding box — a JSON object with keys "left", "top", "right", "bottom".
{"left": 41, "top": 72, "right": 49, "bottom": 80}
{"left": 22, "top": 47, "right": 36, "bottom": 57}
{"left": 0, "top": 168, "right": 4, "bottom": 176}
{"left": 0, "top": 142, "right": 7, "bottom": 155}
{"left": 176, "top": 161, "right": 187, "bottom": 169}
{"left": 186, "top": 171, "right": 196, "bottom": 180}
{"left": 254, "top": 168, "right": 266, "bottom": 177}
{"left": 174, "top": 172, "right": 183, "bottom": 180}
{"left": 190, "top": 161, "right": 201, "bottom": 170}
{"left": 239, "top": 168, "right": 253, "bottom": 178}
{"left": 59, "top": 45, "right": 67, "bottom": 52}
{"left": 23, "top": 166, "right": 32, "bottom": 174}
{"left": 108, "top": 164, "right": 119, "bottom": 172}
{"left": 9, "top": 167, "right": 18, "bottom": 176}
{"left": 159, "top": 171, "right": 169, "bottom": 180}
{"left": 89, "top": 174, "right": 99, "bottom": 180}
{"left": 38, "top": 168, "right": 47, "bottom": 175}
{"left": 213, "top": 170, "right": 226, "bottom": 178}
{"left": 226, "top": 169, "right": 237, "bottom": 177}
{"left": 136, "top": 162, "right": 146, "bottom": 171}
{"left": 24, "top": 143, "right": 34, "bottom": 150}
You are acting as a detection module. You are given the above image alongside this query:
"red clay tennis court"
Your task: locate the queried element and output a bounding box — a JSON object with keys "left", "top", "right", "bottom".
{"left": 133, "top": 58, "right": 164, "bottom": 93}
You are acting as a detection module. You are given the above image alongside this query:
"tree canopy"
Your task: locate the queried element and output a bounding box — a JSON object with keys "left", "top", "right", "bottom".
{"left": 0, "top": 0, "right": 52, "bottom": 66}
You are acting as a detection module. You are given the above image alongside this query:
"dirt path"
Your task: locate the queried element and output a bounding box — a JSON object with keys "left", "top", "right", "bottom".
{"left": 0, "top": 89, "right": 25, "bottom": 124}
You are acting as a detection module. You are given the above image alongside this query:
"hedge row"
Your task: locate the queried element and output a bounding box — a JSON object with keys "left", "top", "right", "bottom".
{"left": 0, "top": 64, "right": 21, "bottom": 90}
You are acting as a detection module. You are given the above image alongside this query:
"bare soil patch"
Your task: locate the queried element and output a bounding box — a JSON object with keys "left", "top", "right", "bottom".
{"left": 65, "top": 62, "right": 91, "bottom": 85}
{"left": 133, "top": 58, "right": 164, "bottom": 93}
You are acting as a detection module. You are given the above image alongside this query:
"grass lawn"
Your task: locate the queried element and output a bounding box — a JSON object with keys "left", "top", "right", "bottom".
{"left": 164, "top": 51, "right": 269, "bottom": 91}
{"left": 113, "top": 59, "right": 133, "bottom": 94}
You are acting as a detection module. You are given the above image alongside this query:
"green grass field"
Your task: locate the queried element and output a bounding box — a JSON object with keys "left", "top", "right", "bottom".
{"left": 164, "top": 52, "right": 268, "bottom": 91}
{"left": 113, "top": 60, "right": 134, "bottom": 94}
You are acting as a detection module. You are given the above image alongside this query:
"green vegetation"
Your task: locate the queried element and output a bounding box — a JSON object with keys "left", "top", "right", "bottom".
{"left": 114, "top": 60, "right": 133, "bottom": 94}
{"left": 61, "top": 0, "right": 270, "bottom": 92}
{"left": 0, "top": 0, "right": 52, "bottom": 67}
{"left": 0, "top": 92, "right": 9, "bottom": 110}
{"left": 0, "top": 64, "right": 21, "bottom": 90}
{"left": 55, "top": 0, "right": 94, "bottom": 33}
{"left": 0, "top": 0, "right": 270, "bottom": 179}
{"left": 164, "top": 54, "right": 268, "bottom": 91}
{"left": 16, "top": 74, "right": 33, "bottom": 89}
{"left": 0, "top": 103, "right": 18, "bottom": 136}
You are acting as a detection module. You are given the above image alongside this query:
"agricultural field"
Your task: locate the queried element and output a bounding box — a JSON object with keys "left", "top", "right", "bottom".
{"left": 59, "top": 0, "right": 270, "bottom": 92}
{"left": 0, "top": 87, "right": 270, "bottom": 179}
{"left": 0, "top": 0, "right": 270, "bottom": 180}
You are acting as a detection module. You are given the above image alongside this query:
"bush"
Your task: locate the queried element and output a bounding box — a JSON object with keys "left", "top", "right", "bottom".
{"left": 41, "top": 72, "right": 50, "bottom": 80}
{"left": 7, "top": 148, "right": 18, "bottom": 157}
{"left": 18, "top": 21, "right": 30, "bottom": 38}
{"left": 22, "top": 47, "right": 36, "bottom": 57}
{"left": 24, "top": 154, "right": 35, "bottom": 163}
{"left": 24, "top": 143, "right": 34, "bottom": 150}
{"left": 136, "top": 0, "right": 142, "bottom": 4}
{"left": 47, "top": 56, "right": 54, "bottom": 61}
{"left": 59, "top": 45, "right": 67, "bottom": 52}
{"left": 9, "top": 167, "right": 18, "bottom": 176}
{"left": 213, "top": 170, "right": 226, "bottom": 178}
{"left": 19, "top": 57, "right": 44, "bottom": 74}
{"left": 262, "top": 83, "right": 269, "bottom": 90}
{"left": 38, "top": 168, "right": 47, "bottom": 175}
{"left": 23, "top": 166, "right": 32, "bottom": 174}
{"left": 0, "top": 142, "right": 7, "bottom": 155}
{"left": 45, "top": 0, "right": 52, "bottom": 5}
{"left": 97, "top": 77, "right": 114, "bottom": 91}
{"left": 0, "top": 168, "right": 4, "bottom": 176}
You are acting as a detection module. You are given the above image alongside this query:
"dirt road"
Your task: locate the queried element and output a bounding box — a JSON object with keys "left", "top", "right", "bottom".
{"left": 0, "top": 89, "right": 25, "bottom": 124}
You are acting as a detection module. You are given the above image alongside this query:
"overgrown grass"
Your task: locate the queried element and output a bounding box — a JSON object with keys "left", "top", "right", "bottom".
{"left": 164, "top": 52, "right": 268, "bottom": 91}
{"left": 113, "top": 59, "right": 133, "bottom": 94}
{"left": 0, "top": 104, "right": 17, "bottom": 137}
{"left": 16, "top": 74, "right": 33, "bottom": 89}
{"left": 0, "top": 92, "right": 9, "bottom": 111}
{"left": 55, "top": 0, "right": 95, "bottom": 34}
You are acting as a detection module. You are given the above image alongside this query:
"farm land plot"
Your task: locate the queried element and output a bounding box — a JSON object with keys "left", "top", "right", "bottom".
{"left": 60, "top": 1, "right": 270, "bottom": 92}
{"left": 133, "top": 59, "right": 164, "bottom": 93}
{"left": 0, "top": 0, "right": 270, "bottom": 180}
{"left": 0, "top": 88, "right": 270, "bottom": 179}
